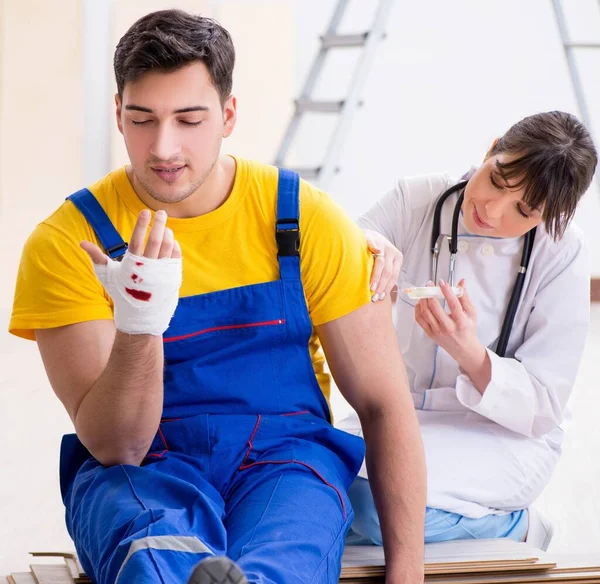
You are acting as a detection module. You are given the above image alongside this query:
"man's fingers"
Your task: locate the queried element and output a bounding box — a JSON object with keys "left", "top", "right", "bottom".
{"left": 171, "top": 239, "right": 182, "bottom": 259}
{"left": 144, "top": 210, "right": 168, "bottom": 258}
{"left": 80, "top": 241, "right": 109, "bottom": 266}
{"left": 158, "top": 227, "right": 174, "bottom": 259}
{"left": 129, "top": 209, "right": 152, "bottom": 255}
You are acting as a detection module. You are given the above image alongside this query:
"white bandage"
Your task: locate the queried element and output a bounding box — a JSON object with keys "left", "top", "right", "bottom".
{"left": 94, "top": 252, "right": 182, "bottom": 336}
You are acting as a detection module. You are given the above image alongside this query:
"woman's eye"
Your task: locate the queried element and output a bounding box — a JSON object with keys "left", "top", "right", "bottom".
{"left": 489, "top": 173, "right": 503, "bottom": 190}
{"left": 516, "top": 204, "right": 530, "bottom": 218}
{"left": 180, "top": 120, "right": 202, "bottom": 126}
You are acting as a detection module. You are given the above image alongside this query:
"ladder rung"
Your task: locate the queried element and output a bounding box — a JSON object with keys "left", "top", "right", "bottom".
{"left": 565, "top": 41, "right": 600, "bottom": 49}
{"left": 321, "top": 32, "right": 369, "bottom": 49}
{"left": 295, "top": 99, "right": 344, "bottom": 114}
{"left": 288, "top": 167, "right": 321, "bottom": 180}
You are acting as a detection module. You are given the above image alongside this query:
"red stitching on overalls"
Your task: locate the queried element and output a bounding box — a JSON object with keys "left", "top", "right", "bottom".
{"left": 163, "top": 320, "right": 286, "bottom": 343}
{"left": 280, "top": 411, "right": 309, "bottom": 417}
{"left": 238, "top": 415, "right": 347, "bottom": 520}
{"left": 146, "top": 426, "right": 170, "bottom": 458}
{"left": 240, "top": 415, "right": 262, "bottom": 467}
{"left": 157, "top": 426, "right": 169, "bottom": 451}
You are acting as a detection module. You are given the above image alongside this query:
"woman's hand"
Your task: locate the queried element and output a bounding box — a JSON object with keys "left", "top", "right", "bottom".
{"left": 363, "top": 229, "right": 403, "bottom": 302}
{"left": 414, "top": 279, "right": 491, "bottom": 392}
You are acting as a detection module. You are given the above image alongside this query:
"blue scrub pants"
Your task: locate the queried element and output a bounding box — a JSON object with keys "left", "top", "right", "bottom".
{"left": 346, "top": 477, "right": 528, "bottom": 545}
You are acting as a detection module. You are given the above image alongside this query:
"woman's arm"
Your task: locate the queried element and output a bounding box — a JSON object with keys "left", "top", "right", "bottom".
{"left": 454, "top": 235, "right": 590, "bottom": 438}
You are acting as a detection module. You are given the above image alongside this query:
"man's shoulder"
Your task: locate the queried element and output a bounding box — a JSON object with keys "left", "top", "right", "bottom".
{"left": 236, "top": 158, "right": 331, "bottom": 224}
{"left": 27, "top": 168, "right": 126, "bottom": 252}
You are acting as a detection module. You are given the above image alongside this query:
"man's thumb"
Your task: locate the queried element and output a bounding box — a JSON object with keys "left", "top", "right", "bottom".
{"left": 80, "top": 241, "right": 109, "bottom": 265}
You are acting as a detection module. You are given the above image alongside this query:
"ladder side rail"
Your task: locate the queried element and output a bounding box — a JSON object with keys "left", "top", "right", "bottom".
{"left": 274, "top": 0, "right": 350, "bottom": 167}
{"left": 550, "top": 0, "right": 600, "bottom": 193}
{"left": 318, "top": 0, "right": 396, "bottom": 187}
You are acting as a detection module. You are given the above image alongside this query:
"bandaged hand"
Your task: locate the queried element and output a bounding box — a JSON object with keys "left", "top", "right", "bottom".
{"left": 81, "top": 209, "right": 182, "bottom": 336}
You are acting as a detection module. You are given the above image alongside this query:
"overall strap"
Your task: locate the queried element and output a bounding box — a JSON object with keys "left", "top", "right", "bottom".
{"left": 276, "top": 169, "right": 301, "bottom": 281}
{"left": 67, "top": 189, "right": 128, "bottom": 260}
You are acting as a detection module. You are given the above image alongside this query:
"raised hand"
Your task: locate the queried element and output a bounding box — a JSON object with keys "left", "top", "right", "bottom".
{"left": 81, "top": 209, "right": 183, "bottom": 336}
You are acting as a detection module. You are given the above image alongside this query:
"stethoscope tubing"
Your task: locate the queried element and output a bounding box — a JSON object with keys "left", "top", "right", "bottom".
{"left": 430, "top": 179, "right": 537, "bottom": 357}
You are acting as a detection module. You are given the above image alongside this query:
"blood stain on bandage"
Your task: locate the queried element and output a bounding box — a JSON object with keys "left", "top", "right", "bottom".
{"left": 135, "top": 262, "right": 144, "bottom": 266}
{"left": 125, "top": 288, "right": 152, "bottom": 301}
{"left": 131, "top": 274, "right": 138, "bottom": 281}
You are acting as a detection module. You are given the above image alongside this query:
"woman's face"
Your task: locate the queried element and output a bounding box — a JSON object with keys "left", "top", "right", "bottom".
{"left": 463, "top": 150, "right": 544, "bottom": 238}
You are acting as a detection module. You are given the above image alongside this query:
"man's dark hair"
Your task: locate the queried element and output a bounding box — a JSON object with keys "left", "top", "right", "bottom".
{"left": 490, "top": 111, "right": 597, "bottom": 239}
{"left": 114, "top": 9, "right": 235, "bottom": 105}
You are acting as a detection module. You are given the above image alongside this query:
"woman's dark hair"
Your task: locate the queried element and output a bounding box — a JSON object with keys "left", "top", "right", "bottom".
{"left": 490, "top": 111, "right": 597, "bottom": 239}
{"left": 114, "top": 9, "right": 235, "bottom": 105}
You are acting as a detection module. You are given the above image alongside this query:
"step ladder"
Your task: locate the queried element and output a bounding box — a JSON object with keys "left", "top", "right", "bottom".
{"left": 274, "top": 0, "right": 395, "bottom": 188}
{"left": 551, "top": 0, "right": 600, "bottom": 190}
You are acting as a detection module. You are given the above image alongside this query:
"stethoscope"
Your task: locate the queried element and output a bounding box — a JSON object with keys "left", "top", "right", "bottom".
{"left": 430, "top": 180, "right": 537, "bottom": 357}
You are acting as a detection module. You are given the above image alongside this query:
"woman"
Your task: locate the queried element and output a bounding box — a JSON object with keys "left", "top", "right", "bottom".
{"left": 353, "top": 111, "right": 597, "bottom": 548}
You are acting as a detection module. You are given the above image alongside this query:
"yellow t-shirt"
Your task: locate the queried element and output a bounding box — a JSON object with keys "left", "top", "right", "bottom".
{"left": 10, "top": 156, "right": 373, "bottom": 404}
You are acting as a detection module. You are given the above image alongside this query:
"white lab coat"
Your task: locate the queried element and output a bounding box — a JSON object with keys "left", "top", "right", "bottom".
{"left": 338, "top": 172, "right": 590, "bottom": 518}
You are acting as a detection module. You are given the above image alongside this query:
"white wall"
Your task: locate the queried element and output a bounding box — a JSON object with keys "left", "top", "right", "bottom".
{"left": 290, "top": 0, "right": 600, "bottom": 273}
{"left": 0, "top": 0, "right": 85, "bottom": 573}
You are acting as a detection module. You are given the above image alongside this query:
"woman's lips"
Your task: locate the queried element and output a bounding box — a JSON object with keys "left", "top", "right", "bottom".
{"left": 473, "top": 205, "right": 493, "bottom": 229}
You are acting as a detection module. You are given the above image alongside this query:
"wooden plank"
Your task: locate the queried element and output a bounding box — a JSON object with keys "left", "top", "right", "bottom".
{"left": 342, "top": 541, "right": 556, "bottom": 577}
{"left": 29, "top": 565, "right": 74, "bottom": 584}
{"left": 9, "top": 574, "right": 37, "bottom": 584}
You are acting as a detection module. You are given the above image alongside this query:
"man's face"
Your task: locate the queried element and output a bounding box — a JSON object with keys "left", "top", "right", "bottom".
{"left": 116, "top": 62, "right": 236, "bottom": 205}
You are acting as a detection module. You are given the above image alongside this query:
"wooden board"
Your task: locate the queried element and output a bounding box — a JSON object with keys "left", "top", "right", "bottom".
{"left": 29, "top": 564, "right": 74, "bottom": 584}
{"left": 28, "top": 554, "right": 85, "bottom": 581}
{"left": 8, "top": 574, "right": 37, "bottom": 584}
{"left": 342, "top": 540, "right": 556, "bottom": 578}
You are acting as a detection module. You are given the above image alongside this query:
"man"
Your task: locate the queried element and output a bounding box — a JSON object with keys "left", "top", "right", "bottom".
{"left": 10, "top": 9, "right": 425, "bottom": 584}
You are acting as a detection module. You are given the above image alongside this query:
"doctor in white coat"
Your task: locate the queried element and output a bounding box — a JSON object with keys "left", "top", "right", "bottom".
{"left": 349, "top": 111, "right": 597, "bottom": 548}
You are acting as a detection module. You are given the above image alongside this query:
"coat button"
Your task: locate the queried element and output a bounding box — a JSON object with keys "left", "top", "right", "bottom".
{"left": 457, "top": 240, "right": 469, "bottom": 253}
{"left": 481, "top": 243, "right": 494, "bottom": 257}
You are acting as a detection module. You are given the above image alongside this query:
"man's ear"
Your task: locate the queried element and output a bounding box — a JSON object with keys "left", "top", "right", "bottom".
{"left": 222, "top": 95, "right": 237, "bottom": 139}
{"left": 115, "top": 93, "right": 124, "bottom": 135}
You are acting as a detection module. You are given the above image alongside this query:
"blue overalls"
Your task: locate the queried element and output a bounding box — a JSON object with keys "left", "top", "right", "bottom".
{"left": 60, "top": 170, "right": 365, "bottom": 584}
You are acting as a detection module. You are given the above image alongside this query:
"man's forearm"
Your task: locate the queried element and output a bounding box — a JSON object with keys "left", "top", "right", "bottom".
{"left": 75, "top": 332, "right": 164, "bottom": 466}
{"left": 362, "top": 405, "right": 426, "bottom": 578}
